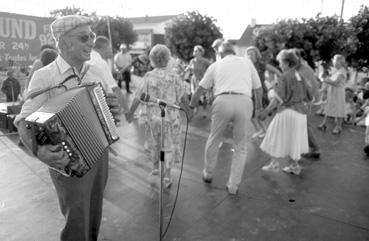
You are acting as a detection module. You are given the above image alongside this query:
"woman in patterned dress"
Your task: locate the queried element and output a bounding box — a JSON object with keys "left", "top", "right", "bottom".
{"left": 125, "top": 44, "right": 191, "bottom": 187}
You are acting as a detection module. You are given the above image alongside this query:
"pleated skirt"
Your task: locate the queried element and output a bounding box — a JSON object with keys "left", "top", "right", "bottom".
{"left": 260, "top": 108, "right": 308, "bottom": 161}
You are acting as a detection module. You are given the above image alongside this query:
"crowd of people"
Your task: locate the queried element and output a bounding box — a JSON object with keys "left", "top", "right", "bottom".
{"left": 2, "top": 13, "right": 367, "bottom": 241}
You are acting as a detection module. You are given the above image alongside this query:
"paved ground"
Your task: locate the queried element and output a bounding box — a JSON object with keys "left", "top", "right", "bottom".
{"left": 1, "top": 95, "right": 369, "bottom": 241}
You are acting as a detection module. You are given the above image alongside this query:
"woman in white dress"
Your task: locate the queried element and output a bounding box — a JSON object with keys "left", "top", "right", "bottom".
{"left": 317, "top": 54, "right": 347, "bottom": 134}
{"left": 259, "top": 49, "right": 313, "bottom": 175}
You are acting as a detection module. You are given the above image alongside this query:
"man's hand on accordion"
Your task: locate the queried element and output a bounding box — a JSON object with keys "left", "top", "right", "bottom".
{"left": 105, "top": 93, "right": 121, "bottom": 124}
{"left": 37, "top": 144, "right": 70, "bottom": 170}
{"left": 124, "top": 111, "right": 135, "bottom": 123}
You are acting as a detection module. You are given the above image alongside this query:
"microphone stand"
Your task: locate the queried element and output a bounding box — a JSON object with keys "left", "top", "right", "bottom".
{"left": 140, "top": 92, "right": 180, "bottom": 240}
{"left": 159, "top": 102, "right": 166, "bottom": 241}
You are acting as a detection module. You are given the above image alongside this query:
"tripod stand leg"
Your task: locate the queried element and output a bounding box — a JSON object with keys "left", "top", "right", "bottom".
{"left": 159, "top": 104, "right": 166, "bottom": 241}
{"left": 159, "top": 151, "right": 164, "bottom": 241}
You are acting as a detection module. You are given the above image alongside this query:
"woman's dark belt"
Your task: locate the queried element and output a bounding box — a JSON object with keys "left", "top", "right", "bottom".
{"left": 216, "top": 91, "right": 245, "bottom": 97}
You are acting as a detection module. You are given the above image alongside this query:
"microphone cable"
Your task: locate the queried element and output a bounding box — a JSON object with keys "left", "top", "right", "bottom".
{"left": 161, "top": 107, "right": 190, "bottom": 239}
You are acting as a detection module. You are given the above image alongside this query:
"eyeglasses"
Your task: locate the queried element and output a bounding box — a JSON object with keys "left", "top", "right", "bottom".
{"left": 70, "top": 32, "right": 96, "bottom": 43}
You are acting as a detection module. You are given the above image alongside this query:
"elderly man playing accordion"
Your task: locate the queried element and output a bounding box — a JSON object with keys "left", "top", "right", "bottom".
{"left": 15, "top": 15, "right": 119, "bottom": 241}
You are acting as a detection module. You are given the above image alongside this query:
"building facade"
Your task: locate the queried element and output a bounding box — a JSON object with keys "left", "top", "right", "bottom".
{"left": 127, "top": 15, "right": 177, "bottom": 55}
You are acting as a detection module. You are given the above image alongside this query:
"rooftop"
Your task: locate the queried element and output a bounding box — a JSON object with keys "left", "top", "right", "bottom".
{"left": 237, "top": 23, "right": 272, "bottom": 46}
{"left": 127, "top": 14, "right": 178, "bottom": 24}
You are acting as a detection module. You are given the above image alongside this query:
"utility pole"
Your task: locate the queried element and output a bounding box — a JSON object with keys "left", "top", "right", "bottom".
{"left": 106, "top": 16, "right": 114, "bottom": 71}
{"left": 106, "top": 16, "right": 113, "bottom": 49}
{"left": 340, "top": 0, "right": 345, "bottom": 20}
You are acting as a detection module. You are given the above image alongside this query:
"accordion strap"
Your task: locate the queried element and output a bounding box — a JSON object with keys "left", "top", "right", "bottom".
{"left": 26, "top": 65, "right": 90, "bottom": 101}
{"left": 26, "top": 76, "right": 73, "bottom": 100}
{"left": 30, "top": 122, "right": 39, "bottom": 156}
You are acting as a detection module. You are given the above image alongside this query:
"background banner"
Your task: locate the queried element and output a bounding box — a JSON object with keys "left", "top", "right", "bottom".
{"left": 0, "top": 11, "right": 55, "bottom": 68}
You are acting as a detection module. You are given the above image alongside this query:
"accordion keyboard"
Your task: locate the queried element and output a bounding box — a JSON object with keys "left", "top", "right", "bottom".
{"left": 25, "top": 83, "right": 120, "bottom": 177}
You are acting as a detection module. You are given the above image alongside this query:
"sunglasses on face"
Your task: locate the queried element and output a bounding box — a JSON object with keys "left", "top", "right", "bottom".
{"left": 70, "top": 32, "right": 96, "bottom": 43}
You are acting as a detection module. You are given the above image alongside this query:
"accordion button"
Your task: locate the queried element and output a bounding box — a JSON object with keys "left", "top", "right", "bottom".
{"left": 68, "top": 153, "right": 73, "bottom": 157}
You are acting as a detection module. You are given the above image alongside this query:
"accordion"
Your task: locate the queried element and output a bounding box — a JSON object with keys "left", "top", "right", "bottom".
{"left": 25, "top": 83, "right": 119, "bottom": 177}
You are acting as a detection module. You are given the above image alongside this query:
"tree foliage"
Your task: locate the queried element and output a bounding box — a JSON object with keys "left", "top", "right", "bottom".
{"left": 254, "top": 14, "right": 357, "bottom": 70}
{"left": 93, "top": 17, "right": 137, "bottom": 52}
{"left": 49, "top": 6, "right": 88, "bottom": 17}
{"left": 304, "top": 15, "right": 357, "bottom": 68}
{"left": 254, "top": 19, "right": 303, "bottom": 66}
{"left": 348, "top": 5, "right": 369, "bottom": 72}
{"left": 165, "top": 11, "right": 223, "bottom": 62}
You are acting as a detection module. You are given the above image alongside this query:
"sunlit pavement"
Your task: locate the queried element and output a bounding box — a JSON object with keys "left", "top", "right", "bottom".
{"left": 1, "top": 94, "right": 369, "bottom": 240}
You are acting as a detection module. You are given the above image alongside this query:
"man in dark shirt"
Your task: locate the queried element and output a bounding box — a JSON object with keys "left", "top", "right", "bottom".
{"left": 1, "top": 70, "right": 21, "bottom": 102}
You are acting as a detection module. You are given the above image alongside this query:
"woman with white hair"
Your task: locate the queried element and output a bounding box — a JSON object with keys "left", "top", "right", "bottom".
{"left": 259, "top": 49, "right": 312, "bottom": 175}
{"left": 317, "top": 54, "right": 347, "bottom": 134}
{"left": 125, "top": 44, "right": 191, "bottom": 187}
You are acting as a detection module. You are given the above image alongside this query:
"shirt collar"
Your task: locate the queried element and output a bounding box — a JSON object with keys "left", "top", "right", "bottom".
{"left": 91, "top": 49, "right": 99, "bottom": 57}
{"left": 56, "top": 54, "right": 89, "bottom": 76}
{"left": 223, "top": 54, "right": 235, "bottom": 59}
{"left": 56, "top": 55, "right": 72, "bottom": 74}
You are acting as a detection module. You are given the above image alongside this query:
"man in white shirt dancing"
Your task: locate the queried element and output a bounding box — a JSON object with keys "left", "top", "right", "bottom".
{"left": 190, "top": 41, "right": 262, "bottom": 195}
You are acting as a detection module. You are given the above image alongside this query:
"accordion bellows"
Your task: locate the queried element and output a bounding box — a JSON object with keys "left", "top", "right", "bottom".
{"left": 25, "top": 84, "right": 119, "bottom": 177}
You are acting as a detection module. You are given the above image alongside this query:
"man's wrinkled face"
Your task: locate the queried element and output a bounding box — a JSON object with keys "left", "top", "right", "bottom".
{"left": 64, "top": 25, "right": 95, "bottom": 64}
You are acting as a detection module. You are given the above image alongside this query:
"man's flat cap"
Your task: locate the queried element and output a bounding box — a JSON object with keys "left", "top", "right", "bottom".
{"left": 50, "top": 15, "right": 94, "bottom": 41}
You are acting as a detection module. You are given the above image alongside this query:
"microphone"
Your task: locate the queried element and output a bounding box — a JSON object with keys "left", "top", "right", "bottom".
{"left": 140, "top": 93, "right": 183, "bottom": 110}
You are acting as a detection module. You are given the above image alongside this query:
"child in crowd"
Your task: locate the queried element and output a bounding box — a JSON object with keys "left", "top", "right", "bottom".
{"left": 354, "top": 80, "right": 369, "bottom": 126}
{"left": 363, "top": 101, "right": 369, "bottom": 156}
{"left": 251, "top": 71, "right": 275, "bottom": 138}
{"left": 344, "top": 88, "right": 356, "bottom": 125}
{"left": 264, "top": 70, "right": 278, "bottom": 103}
{"left": 349, "top": 77, "right": 369, "bottom": 156}
{"left": 315, "top": 70, "right": 329, "bottom": 115}
{"left": 364, "top": 118, "right": 369, "bottom": 156}
{"left": 360, "top": 87, "right": 369, "bottom": 156}
{"left": 262, "top": 70, "right": 280, "bottom": 119}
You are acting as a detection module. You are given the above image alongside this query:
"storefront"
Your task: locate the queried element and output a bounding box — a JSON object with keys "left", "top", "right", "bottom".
{"left": 0, "top": 11, "right": 55, "bottom": 69}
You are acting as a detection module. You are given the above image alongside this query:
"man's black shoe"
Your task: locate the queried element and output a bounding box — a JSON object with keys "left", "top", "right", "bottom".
{"left": 363, "top": 144, "right": 369, "bottom": 156}
{"left": 202, "top": 176, "right": 212, "bottom": 183}
{"left": 301, "top": 152, "right": 320, "bottom": 159}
